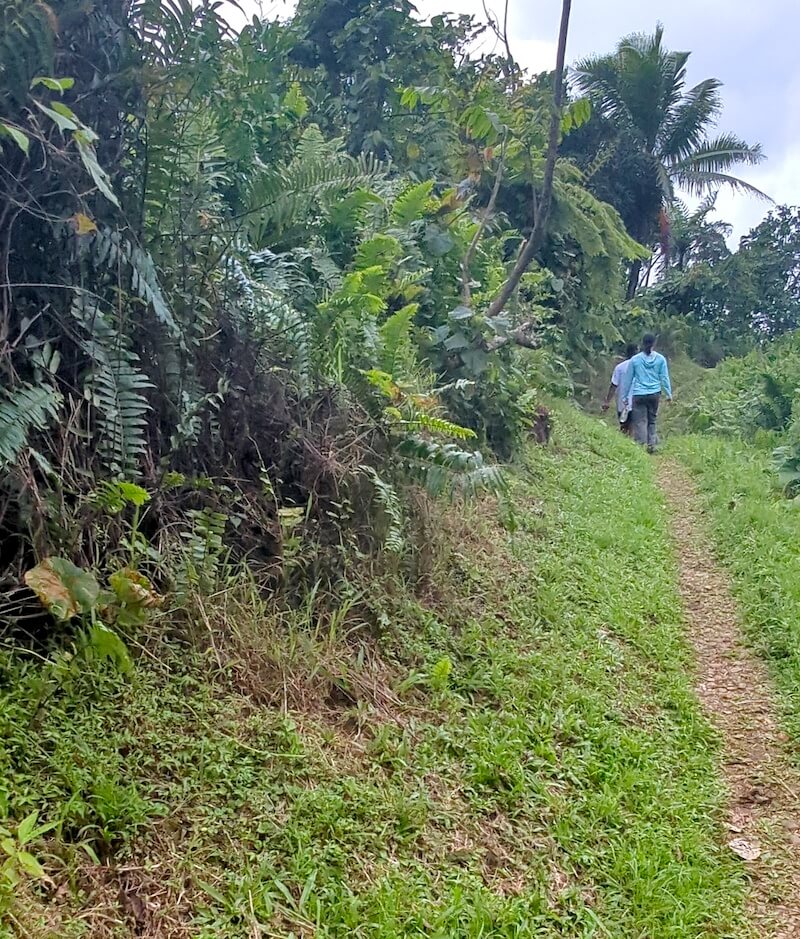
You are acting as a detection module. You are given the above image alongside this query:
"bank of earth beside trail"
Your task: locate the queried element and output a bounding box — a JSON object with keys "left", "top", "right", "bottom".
{"left": 2, "top": 406, "right": 749, "bottom": 938}
{"left": 672, "top": 434, "right": 800, "bottom": 749}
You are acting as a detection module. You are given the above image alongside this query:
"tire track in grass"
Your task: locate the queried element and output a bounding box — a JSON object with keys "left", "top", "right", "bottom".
{"left": 658, "top": 460, "right": 800, "bottom": 936}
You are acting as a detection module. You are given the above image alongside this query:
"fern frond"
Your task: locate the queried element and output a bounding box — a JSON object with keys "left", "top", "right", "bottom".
{"left": 72, "top": 297, "right": 153, "bottom": 477}
{"left": 90, "top": 351, "right": 152, "bottom": 476}
{"left": 245, "top": 132, "right": 385, "bottom": 247}
{"left": 390, "top": 180, "right": 434, "bottom": 227}
{"left": 175, "top": 508, "right": 228, "bottom": 596}
{"left": 379, "top": 303, "right": 418, "bottom": 376}
{"left": 396, "top": 437, "right": 507, "bottom": 500}
{"left": 292, "top": 242, "right": 343, "bottom": 295}
{"left": 0, "top": 382, "right": 62, "bottom": 469}
{"left": 226, "top": 250, "right": 314, "bottom": 393}
{"left": 132, "top": 0, "right": 232, "bottom": 66}
{"left": 355, "top": 234, "right": 403, "bottom": 271}
{"left": 89, "top": 229, "right": 178, "bottom": 334}
{"left": 394, "top": 414, "right": 477, "bottom": 440}
{"left": 364, "top": 466, "right": 404, "bottom": 554}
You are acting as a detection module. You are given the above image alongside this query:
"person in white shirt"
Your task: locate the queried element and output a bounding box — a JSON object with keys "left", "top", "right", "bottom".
{"left": 602, "top": 343, "right": 637, "bottom": 435}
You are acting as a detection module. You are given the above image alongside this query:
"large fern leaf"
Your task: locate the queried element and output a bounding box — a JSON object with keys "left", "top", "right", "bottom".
{"left": 0, "top": 382, "right": 62, "bottom": 469}
{"left": 72, "top": 298, "right": 153, "bottom": 477}
{"left": 89, "top": 228, "right": 178, "bottom": 334}
{"left": 390, "top": 180, "right": 434, "bottom": 227}
{"left": 245, "top": 130, "right": 384, "bottom": 247}
{"left": 364, "top": 466, "right": 404, "bottom": 553}
{"left": 396, "top": 437, "right": 507, "bottom": 500}
{"left": 379, "top": 303, "right": 418, "bottom": 376}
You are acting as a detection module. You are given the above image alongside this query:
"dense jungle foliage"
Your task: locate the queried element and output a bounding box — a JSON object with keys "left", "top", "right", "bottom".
{"left": 1, "top": 0, "right": 780, "bottom": 607}
{"left": 4, "top": 0, "right": 800, "bottom": 933}
{"left": 0, "top": 0, "right": 630, "bottom": 597}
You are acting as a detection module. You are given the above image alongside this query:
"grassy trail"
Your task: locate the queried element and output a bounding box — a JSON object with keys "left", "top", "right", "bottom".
{"left": 2, "top": 408, "right": 751, "bottom": 937}
{"left": 671, "top": 436, "right": 800, "bottom": 745}
{"left": 658, "top": 459, "right": 800, "bottom": 936}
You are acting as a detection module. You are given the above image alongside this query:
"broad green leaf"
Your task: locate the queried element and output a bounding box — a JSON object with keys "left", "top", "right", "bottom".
{"left": 423, "top": 225, "right": 455, "bottom": 257}
{"left": 24, "top": 557, "right": 100, "bottom": 620}
{"left": 2, "top": 858, "right": 19, "bottom": 885}
{"left": 31, "top": 76, "right": 75, "bottom": 93}
{"left": 0, "top": 123, "right": 29, "bottom": 154}
{"left": 53, "top": 101, "right": 85, "bottom": 125}
{"left": 109, "top": 568, "right": 162, "bottom": 612}
{"left": 29, "top": 819, "right": 58, "bottom": 841}
{"left": 75, "top": 138, "right": 120, "bottom": 207}
{"left": 16, "top": 811, "right": 39, "bottom": 846}
{"left": 1, "top": 838, "right": 15, "bottom": 857}
{"left": 87, "top": 623, "right": 133, "bottom": 674}
{"left": 33, "top": 101, "right": 78, "bottom": 132}
{"left": 460, "top": 349, "right": 489, "bottom": 375}
{"left": 444, "top": 332, "right": 469, "bottom": 352}
{"left": 16, "top": 851, "right": 45, "bottom": 879}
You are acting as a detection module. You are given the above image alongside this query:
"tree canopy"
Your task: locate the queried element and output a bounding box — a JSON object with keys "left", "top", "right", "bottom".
{"left": 571, "top": 25, "right": 766, "bottom": 296}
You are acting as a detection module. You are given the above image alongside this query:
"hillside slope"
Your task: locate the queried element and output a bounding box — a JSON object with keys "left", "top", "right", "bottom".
{"left": 2, "top": 408, "right": 748, "bottom": 938}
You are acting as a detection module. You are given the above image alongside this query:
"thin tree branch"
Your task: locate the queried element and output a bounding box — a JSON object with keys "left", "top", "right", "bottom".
{"left": 486, "top": 0, "right": 572, "bottom": 320}
{"left": 483, "top": 320, "right": 540, "bottom": 352}
{"left": 461, "top": 129, "right": 508, "bottom": 305}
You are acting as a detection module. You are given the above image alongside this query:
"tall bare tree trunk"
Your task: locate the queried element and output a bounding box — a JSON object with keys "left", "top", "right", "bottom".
{"left": 626, "top": 259, "right": 642, "bottom": 300}
{"left": 485, "top": 0, "right": 572, "bottom": 320}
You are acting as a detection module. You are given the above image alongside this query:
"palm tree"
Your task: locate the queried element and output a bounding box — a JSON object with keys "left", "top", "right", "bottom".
{"left": 662, "top": 194, "right": 732, "bottom": 272}
{"left": 574, "top": 25, "right": 767, "bottom": 297}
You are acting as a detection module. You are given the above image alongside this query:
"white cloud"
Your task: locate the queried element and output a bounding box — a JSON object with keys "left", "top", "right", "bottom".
{"left": 711, "top": 146, "right": 800, "bottom": 244}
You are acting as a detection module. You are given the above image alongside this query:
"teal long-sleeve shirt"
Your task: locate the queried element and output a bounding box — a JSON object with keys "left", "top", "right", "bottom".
{"left": 621, "top": 351, "right": 672, "bottom": 406}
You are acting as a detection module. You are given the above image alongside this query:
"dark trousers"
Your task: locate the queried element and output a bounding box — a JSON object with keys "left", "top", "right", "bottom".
{"left": 631, "top": 393, "right": 660, "bottom": 448}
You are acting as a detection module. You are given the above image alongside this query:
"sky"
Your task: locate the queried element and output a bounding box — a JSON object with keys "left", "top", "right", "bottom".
{"left": 237, "top": 0, "right": 800, "bottom": 244}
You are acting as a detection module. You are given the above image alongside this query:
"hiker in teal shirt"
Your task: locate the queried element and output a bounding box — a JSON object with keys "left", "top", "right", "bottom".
{"left": 621, "top": 333, "right": 672, "bottom": 452}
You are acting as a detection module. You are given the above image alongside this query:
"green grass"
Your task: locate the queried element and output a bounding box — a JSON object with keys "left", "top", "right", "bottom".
{"left": 1, "top": 406, "right": 749, "bottom": 938}
{"left": 672, "top": 434, "right": 800, "bottom": 745}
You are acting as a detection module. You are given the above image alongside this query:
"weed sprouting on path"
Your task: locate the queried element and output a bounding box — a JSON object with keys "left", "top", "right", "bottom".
{"left": 2, "top": 408, "right": 749, "bottom": 937}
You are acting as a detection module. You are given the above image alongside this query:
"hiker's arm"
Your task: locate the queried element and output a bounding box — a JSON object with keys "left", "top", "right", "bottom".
{"left": 621, "top": 362, "right": 634, "bottom": 408}
{"left": 602, "top": 381, "right": 616, "bottom": 411}
{"left": 662, "top": 359, "right": 673, "bottom": 400}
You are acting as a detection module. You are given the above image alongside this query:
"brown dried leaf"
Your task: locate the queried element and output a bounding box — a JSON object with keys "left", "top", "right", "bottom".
{"left": 728, "top": 838, "right": 761, "bottom": 861}
{"left": 70, "top": 212, "right": 97, "bottom": 235}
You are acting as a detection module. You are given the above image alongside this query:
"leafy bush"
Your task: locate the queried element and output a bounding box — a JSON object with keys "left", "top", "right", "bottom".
{"left": 680, "top": 336, "right": 800, "bottom": 440}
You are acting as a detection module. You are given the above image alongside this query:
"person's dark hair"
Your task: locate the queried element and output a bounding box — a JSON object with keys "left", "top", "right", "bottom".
{"left": 642, "top": 333, "right": 656, "bottom": 353}
{"left": 625, "top": 343, "right": 637, "bottom": 359}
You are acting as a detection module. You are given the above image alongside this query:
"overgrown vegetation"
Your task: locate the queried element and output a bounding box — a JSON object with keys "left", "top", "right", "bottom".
{"left": 1, "top": 2, "right": 769, "bottom": 598}
{"left": 1, "top": 0, "right": 792, "bottom": 932}
{"left": 2, "top": 408, "right": 750, "bottom": 936}
{"left": 668, "top": 333, "right": 800, "bottom": 492}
